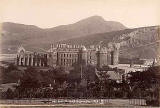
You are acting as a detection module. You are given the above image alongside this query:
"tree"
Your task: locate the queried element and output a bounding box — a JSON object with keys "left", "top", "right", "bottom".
{"left": 19, "top": 67, "right": 42, "bottom": 88}
{"left": 127, "top": 66, "right": 160, "bottom": 98}
{"left": 6, "top": 64, "right": 18, "bottom": 72}
{"left": 1, "top": 64, "right": 23, "bottom": 83}
{"left": 5, "top": 88, "right": 14, "bottom": 99}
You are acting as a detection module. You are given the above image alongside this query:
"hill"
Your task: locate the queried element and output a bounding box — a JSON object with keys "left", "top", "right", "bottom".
{"left": 60, "top": 26, "right": 160, "bottom": 59}
{"left": 1, "top": 15, "right": 159, "bottom": 59}
{"left": 0, "top": 16, "right": 126, "bottom": 54}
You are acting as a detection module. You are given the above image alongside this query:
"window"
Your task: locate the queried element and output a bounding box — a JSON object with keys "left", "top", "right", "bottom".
{"left": 61, "top": 59, "right": 63, "bottom": 65}
{"left": 64, "top": 59, "right": 65, "bottom": 65}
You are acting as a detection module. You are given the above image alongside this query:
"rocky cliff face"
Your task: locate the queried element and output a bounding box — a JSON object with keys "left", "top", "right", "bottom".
{"left": 117, "top": 26, "right": 160, "bottom": 59}
{"left": 61, "top": 26, "right": 160, "bottom": 59}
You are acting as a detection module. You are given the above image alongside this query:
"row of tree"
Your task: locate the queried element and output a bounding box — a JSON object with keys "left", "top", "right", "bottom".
{"left": 0, "top": 64, "right": 159, "bottom": 100}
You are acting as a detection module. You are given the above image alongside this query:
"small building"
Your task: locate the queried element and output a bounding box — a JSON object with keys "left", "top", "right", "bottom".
{"left": 95, "top": 67, "right": 124, "bottom": 83}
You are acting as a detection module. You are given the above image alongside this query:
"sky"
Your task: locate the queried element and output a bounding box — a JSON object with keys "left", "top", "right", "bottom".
{"left": 0, "top": 0, "right": 160, "bottom": 28}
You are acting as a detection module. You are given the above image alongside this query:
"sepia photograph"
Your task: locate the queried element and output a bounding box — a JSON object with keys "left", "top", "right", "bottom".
{"left": 0, "top": 0, "right": 160, "bottom": 107}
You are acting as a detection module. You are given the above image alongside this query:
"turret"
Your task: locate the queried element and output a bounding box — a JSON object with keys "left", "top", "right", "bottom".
{"left": 110, "top": 43, "right": 120, "bottom": 65}
{"left": 79, "top": 46, "right": 87, "bottom": 65}
{"left": 96, "top": 47, "right": 108, "bottom": 68}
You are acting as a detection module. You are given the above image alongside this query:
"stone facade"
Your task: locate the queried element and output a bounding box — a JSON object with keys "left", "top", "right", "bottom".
{"left": 16, "top": 43, "right": 120, "bottom": 68}
{"left": 47, "top": 43, "right": 120, "bottom": 68}
{"left": 48, "top": 44, "right": 90, "bottom": 67}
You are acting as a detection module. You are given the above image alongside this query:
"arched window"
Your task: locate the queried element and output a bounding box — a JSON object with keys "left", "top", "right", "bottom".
{"left": 20, "top": 49, "right": 25, "bottom": 55}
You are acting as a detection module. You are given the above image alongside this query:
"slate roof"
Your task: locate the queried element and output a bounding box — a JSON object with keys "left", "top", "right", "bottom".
{"left": 107, "top": 71, "right": 122, "bottom": 80}
{"left": 95, "top": 69, "right": 122, "bottom": 81}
